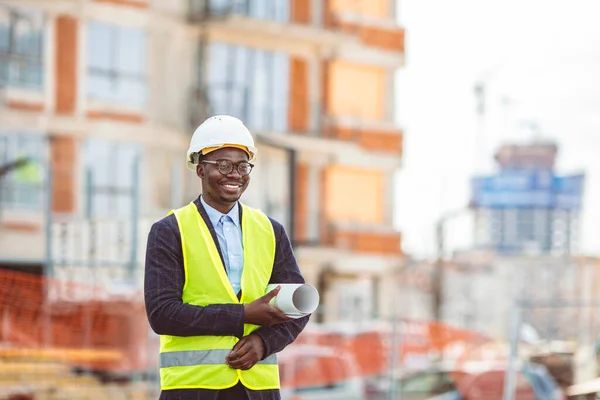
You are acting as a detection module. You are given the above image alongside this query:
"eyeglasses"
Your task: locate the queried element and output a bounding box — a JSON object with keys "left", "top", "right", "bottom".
{"left": 201, "top": 159, "right": 254, "bottom": 176}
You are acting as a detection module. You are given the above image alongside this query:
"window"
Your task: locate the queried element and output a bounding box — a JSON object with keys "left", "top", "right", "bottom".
{"left": 0, "top": 133, "right": 45, "bottom": 210}
{"left": 84, "top": 139, "right": 141, "bottom": 218}
{"left": 87, "top": 22, "right": 146, "bottom": 107}
{"left": 516, "top": 209, "right": 535, "bottom": 243}
{"left": 0, "top": 6, "right": 44, "bottom": 89}
{"left": 206, "top": 42, "right": 289, "bottom": 132}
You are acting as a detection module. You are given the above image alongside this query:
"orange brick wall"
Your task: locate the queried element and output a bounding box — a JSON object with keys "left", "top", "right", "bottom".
{"left": 329, "top": 0, "right": 390, "bottom": 18}
{"left": 289, "top": 57, "right": 309, "bottom": 133}
{"left": 51, "top": 136, "right": 77, "bottom": 213}
{"left": 55, "top": 16, "right": 78, "bottom": 115}
{"left": 359, "top": 129, "right": 403, "bottom": 154}
{"left": 323, "top": 0, "right": 336, "bottom": 28}
{"left": 320, "top": 59, "right": 330, "bottom": 115}
{"left": 326, "top": 125, "right": 403, "bottom": 155}
{"left": 324, "top": 125, "right": 358, "bottom": 141}
{"left": 6, "top": 100, "right": 44, "bottom": 112}
{"left": 326, "top": 61, "right": 386, "bottom": 121}
{"left": 87, "top": 110, "right": 145, "bottom": 123}
{"left": 1, "top": 221, "right": 40, "bottom": 232}
{"left": 361, "top": 25, "right": 405, "bottom": 53}
{"left": 291, "top": 0, "right": 311, "bottom": 24}
{"left": 329, "top": 228, "right": 402, "bottom": 255}
{"left": 327, "top": 18, "right": 406, "bottom": 54}
{"left": 324, "top": 166, "right": 384, "bottom": 224}
{"left": 91, "top": 0, "right": 149, "bottom": 8}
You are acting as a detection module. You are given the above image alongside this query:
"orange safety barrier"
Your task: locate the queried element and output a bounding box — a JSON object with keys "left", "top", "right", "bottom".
{"left": 427, "top": 321, "right": 491, "bottom": 352}
{"left": 0, "top": 268, "right": 495, "bottom": 381}
{"left": 278, "top": 345, "right": 359, "bottom": 389}
{"left": 291, "top": 319, "right": 493, "bottom": 381}
{"left": 0, "top": 269, "right": 150, "bottom": 373}
{"left": 350, "top": 331, "right": 389, "bottom": 376}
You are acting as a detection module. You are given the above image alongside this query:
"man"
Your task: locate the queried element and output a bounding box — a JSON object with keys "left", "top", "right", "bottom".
{"left": 144, "top": 115, "right": 310, "bottom": 400}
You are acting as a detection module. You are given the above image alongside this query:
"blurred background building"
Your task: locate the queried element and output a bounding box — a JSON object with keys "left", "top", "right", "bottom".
{"left": 419, "top": 139, "right": 594, "bottom": 334}
{"left": 471, "top": 141, "right": 584, "bottom": 256}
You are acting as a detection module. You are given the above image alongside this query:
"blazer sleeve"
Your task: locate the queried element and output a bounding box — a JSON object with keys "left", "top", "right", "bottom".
{"left": 251, "top": 219, "right": 310, "bottom": 358}
{"left": 144, "top": 215, "right": 246, "bottom": 338}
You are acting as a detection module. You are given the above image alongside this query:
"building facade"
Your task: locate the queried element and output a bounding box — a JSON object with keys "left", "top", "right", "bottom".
{"left": 0, "top": 0, "right": 405, "bottom": 322}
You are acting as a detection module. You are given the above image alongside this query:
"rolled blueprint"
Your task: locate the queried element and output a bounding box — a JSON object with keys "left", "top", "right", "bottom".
{"left": 266, "top": 283, "right": 320, "bottom": 318}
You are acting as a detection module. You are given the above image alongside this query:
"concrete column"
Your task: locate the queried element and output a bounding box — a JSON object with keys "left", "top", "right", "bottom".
{"left": 309, "top": 57, "right": 321, "bottom": 134}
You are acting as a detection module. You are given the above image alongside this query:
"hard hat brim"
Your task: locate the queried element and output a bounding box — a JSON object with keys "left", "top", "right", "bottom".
{"left": 186, "top": 143, "right": 257, "bottom": 171}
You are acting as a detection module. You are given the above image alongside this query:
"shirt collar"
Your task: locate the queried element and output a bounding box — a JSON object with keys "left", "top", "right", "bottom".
{"left": 200, "top": 195, "right": 240, "bottom": 227}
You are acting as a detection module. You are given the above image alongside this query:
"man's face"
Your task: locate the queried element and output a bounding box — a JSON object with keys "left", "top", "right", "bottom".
{"left": 196, "top": 147, "right": 251, "bottom": 207}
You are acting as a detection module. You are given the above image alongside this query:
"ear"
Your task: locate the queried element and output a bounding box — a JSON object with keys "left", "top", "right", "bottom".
{"left": 196, "top": 163, "right": 204, "bottom": 179}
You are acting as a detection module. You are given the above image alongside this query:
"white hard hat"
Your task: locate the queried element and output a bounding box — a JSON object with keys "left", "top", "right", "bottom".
{"left": 186, "top": 115, "right": 257, "bottom": 171}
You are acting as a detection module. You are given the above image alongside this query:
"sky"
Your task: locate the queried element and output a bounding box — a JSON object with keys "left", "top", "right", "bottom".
{"left": 393, "top": 0, "right": 600, "bottom": 257}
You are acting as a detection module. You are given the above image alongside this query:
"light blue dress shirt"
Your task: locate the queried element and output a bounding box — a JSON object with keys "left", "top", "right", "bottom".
{"left": 200, "top": 196, "right": 244, "bottom": 295}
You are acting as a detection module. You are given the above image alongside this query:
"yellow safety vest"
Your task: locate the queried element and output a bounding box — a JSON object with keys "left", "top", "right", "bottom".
{"left": 159, "top": 201, "right": 279, "bottom": 391}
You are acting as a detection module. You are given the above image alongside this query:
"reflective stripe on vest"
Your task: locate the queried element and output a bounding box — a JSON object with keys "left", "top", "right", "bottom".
{"left": 159, "top": 202, "right": 278, "bottom": 391}
{"left": 160, "top": 350, "right": 277, "bottom": 368}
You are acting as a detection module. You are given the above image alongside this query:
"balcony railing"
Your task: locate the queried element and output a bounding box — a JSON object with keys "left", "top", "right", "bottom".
{"left": 323, "top": 222, "right": 402, "bottom": 255}
{"left": 324, "top": 7, "right": 405, "bottom": 54}
{"left": 321, "top": 115, "right": 404, "bottom": 155}
{"left": 188, "top": 0, "right": 236, "bottom": 22}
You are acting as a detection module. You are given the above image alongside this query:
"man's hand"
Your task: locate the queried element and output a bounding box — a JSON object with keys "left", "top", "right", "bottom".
{"left": 243, "top": 285, "right": 293, "bottom": 326}
{"left": 226, "top": 334, "right": 266, "bottom": 370}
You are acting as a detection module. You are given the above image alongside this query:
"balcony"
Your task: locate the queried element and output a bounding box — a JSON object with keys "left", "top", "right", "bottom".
{"left": 91, "top": 0, "right": 149, "bottom": 8}
{"left": 187, "top": 0, "right": 354, "bottom": 50}
{"left": 322, "top": 116, "right": 403, "bottom": 156}
{"left": 188, "top": 0, "right": 313, "bottom": 24}
{"left": 323, "top": 222, "right": 402, "bottom": 256}
{"left": 329, "top": 17, "right": 405, "bottom": 54}
{"left": 325, "top": 8, "right": 405, "bottom": 55}
{"left": 188, "top": 0, "right": 238, "bottom": 22}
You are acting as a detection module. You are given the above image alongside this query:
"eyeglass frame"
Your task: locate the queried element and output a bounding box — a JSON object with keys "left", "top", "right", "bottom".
{"left": 200, "top": 159, "right": 254, "bottom": 176}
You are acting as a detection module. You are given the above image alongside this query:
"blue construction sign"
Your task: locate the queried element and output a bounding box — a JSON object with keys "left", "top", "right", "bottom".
{"left": 470, "top": 170, "right": 585, "bottom": 210}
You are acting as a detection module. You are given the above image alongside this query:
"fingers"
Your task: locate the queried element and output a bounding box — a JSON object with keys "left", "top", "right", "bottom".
{"left": 244, "top": 286, "right": 297, "bottom": 326}
{"left": 227, "top": 335, "right": 266, "bottom": 370}
{"left": 228, "top": 337, "right": 246, "bottom": 358}
{"left": 227, "top": 351, "right": 256, "bottom": 370}
{"left": 270, "top": 308, "right": 293, "bottom": 323}
{"left": 227, "top": 337, "right": 251, "bottom": 362}
{"left": 262, "top": 285, "right": 280, "bottom": 302}
{"left": 227, "top": 339, "right": 257, "bottom": 370}
{"left": 227, "top": 348, "right": 253, "bottom": 370}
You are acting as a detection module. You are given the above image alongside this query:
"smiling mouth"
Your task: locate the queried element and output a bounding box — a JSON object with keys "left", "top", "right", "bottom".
{"left": 221, "top": 183, "right": 242, "bottom": 190}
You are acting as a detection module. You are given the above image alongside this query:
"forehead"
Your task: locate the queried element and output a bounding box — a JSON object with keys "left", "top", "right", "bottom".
{"left": 205, "top": 147, "right": 249, "bottom": 161}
